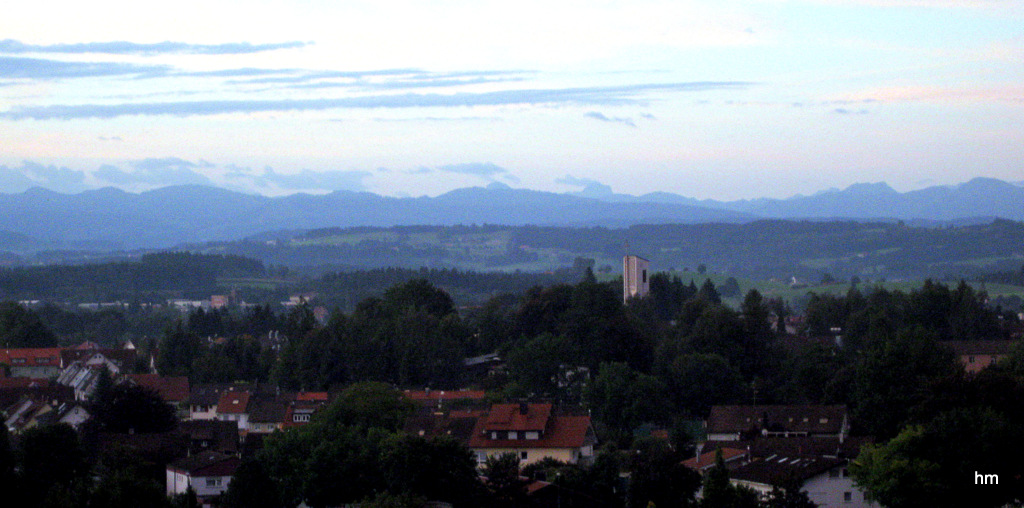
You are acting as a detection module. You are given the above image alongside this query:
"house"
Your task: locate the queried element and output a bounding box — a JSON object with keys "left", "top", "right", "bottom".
{"left": 705, "top": 405, "right": 849, "bottom": 441}
{"left": 693, "top": 436, "right": 876, "bottom": 508}
{"left": 215, "top": 390, "right": 251, "bottom": 432}
{"left": 729, "top": 454, "right": 877, "bottom": 507}
{"left": 0, "top": 347, "right": 64, "bottom": 378}
{"left": 179, "top": 420, "right": 240, "bottom": 455}
{"left": 4, "top": 396, "right": 88, "bottom": 433}
{"left": 166, "top": 450, "right": 240, "bottom": 506}
{"left": 125, "top": 374, "right": 190, "bottom": 418}
{"left": 940, "top": 340, "right": 1018, "bottom": 374}
{"left": 468, "top": 403, "right": 597, "bottom": 466}
{"left": 55, "top": 361, "right": 104, "bottom": 401}
{"left": 404, "top": 409, "right": 483, "bottom": 442}
{"left": 248, "top": 396, "right": 289, "bottom": 434}
{"left": 403, "top": 388, "right": 487, "bottom": 410}
{"left": 188, "top": 384, "right": 226, "bottom": 420}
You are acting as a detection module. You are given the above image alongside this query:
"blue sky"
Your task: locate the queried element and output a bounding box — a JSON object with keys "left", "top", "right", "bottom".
{"left": 1, "top": 0, "right": 1022, "bottom": 199}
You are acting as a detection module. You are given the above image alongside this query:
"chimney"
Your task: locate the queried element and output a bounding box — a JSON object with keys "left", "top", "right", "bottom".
{"left": 519, "top": 402, "right": 529, "bottom": 415}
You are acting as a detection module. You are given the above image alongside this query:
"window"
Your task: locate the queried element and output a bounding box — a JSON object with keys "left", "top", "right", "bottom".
{"left": 520, "top": 451, "right": 528, "bottom": 460}
{"left": 477, "top": 452, "right": 487, "bottom": 464}
{"left": 508, "top": 431, "right": 518, "bottom": 440}
{"left": 206, "top": 478, "right": 223, "bottom": 487}
{"left": 843, "top": 491, "right": 852, "bottom": 503}
{"left": 293, "top": 413, "right": 311, "bottom": 423}
{"left": 525, "top": 431, "right": 540, "bottom": 440}
{"left": 11, "top": 358, "right": 25, "bottom": 364}
{"left": 642, "top": 269, "right": 647, "bottom": 283}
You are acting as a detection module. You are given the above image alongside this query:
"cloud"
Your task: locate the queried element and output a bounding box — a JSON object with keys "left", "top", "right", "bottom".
{"left": 832, "top": 108, "right": 869, "bottom": 115}
{"left": 556, "top": 175, "right": 615, "bottom": 197}
{"left": 94, "top": 158, "right": 213, "bottom": 187}
{"left": 0, "top": 161, "right": 90, "bottom": 193}
{"left": 584, "top": 111, "right": 636, "bottom": 127}
{"left": 0, "top": 39, "right": 309, "bottom": 55}
{"left": 437, "top": 163, "right": 519, "bottom": 183}
{"left": 0, "top": 56, "right": 169, "bottom": 80}
{"left": 2, "top": 81, "right": 753, "bottom": 120}
{"left": 225, "top": 166, "right": 370, "bottom": 192}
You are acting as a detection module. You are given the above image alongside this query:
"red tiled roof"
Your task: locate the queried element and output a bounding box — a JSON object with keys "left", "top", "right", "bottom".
{"left": 681, "top": 447, "right": 748, "bottom": 471}
{"left": 127, "top": 374, "right": 190, "bottom": 403}
{"left": 217, "top": 391, "right": 251, "bottom": 414}
{"left": 482, "top": 403, "right": 552, "bottom": 432}
{"left": 0, "top": 348, "right": 64, "bottom": 367}
{"left": 0, "top": 377, "right": 51, "bottom": 389}
{"left": 469, "top": 414, "right": 593, "bottom": 449}
{"left": 296, "top": 391, "right": 329, "bottom": 402}
{"left": 404, "top": 389, "right": 486, "bottom": 401}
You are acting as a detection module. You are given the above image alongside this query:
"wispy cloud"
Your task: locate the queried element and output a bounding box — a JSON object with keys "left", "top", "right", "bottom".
{"left": 437, "top": 163, "right": 520, "bottom": 183}
{"left": 584, "top": 111, "right": 637, "bottom": 127}
{"left": 0, "top": 39, "right": 309, "bottom": 55}
{"left": 3, "top": 81, "right": 753, "bottom": 120}
{"left": 94, "top": 158, "right": 213, "bottom": 187}
{"left": 556, "top": 175, "right": 614, "bottom": 197}
{"left": 0, "top": 161, "right": 90, "bottom": 193}
{"left": 227, "top": 167, "right": 371, "bottom": 192}
{"left": 0, "top": 56, "right": 169, "bottom": 80}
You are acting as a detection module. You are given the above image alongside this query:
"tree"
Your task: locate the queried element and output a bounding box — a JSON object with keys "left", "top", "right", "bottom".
{"left": 852, "top": 408, "right": 1024, "bottom": 508}
{"left": 316, "top": 382, "right": 414, "bottom": 431}
{"left": 719, "top": 277, "right": 741, "bottom": 298}
{"left": 481, "top": 453, "right": 528, "bottom": 508}
{"left": 0, "top": 301, "right": 57, "bottom": 347}
{"left": 20, "top": 424, "right": 88, "bottom": 504}
{"left": 221, "top": 458, "right": 280, "bottom": 508}
{"left": 585, "top": 362, "right": 669, "bottom": 441}
{"left": 86, "top": 381, "right": 178, "bottom": 434}
{"left": 698, "top": 450, "right": 758, "bottom": 508}
{"left": 379, "top": 434, "right": 484, "bottom": 507}
{"left": 628, "top": 438, "right": 700, "bottom": 508}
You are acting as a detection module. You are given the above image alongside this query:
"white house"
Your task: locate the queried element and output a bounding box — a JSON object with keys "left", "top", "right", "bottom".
{"left": 730, "top": 456, "right": 878, "bottom": 508}
{"left": 166, "top": 450, "right": 240, "bottom": 506}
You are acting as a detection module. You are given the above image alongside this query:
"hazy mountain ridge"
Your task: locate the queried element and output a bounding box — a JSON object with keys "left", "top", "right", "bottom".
{"left": 1, "top": 177, "right": 1021, "bottom": 253}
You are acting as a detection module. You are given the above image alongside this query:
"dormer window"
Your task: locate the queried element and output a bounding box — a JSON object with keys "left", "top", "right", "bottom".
{"left": 525, "top": 431, "right": 540, "bottom": 440}
{"left": 508, "top": 431, "right": 518, "bottom": 440}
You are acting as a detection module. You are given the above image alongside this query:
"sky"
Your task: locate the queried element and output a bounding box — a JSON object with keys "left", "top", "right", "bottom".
{"left": 1, "top": 0, "right": 1023, "bottom": 200}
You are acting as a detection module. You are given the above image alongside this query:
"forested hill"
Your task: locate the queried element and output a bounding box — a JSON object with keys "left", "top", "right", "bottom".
{"left": 188, "top": 219, "right": 1024, "bottom": 280}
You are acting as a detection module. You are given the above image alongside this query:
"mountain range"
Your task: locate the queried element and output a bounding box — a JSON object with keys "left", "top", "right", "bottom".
{"left": 1, "top": 177, "right": 1022, "bottom": 253}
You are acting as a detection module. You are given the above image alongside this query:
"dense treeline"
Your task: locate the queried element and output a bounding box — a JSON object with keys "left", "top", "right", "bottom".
{"left": 0, "top": 252, "right": 266, "bottom": 302}
{"left": 186, "top": 219, "right": 1024, "bottom": 279}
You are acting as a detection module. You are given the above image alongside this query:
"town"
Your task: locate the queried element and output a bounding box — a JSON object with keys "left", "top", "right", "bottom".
{"left": 2, "top": 254, "right": 1023, "bottom": 508}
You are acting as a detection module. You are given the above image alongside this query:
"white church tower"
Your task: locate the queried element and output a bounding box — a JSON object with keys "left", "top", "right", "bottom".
{"left": 623, "top": 255, "right": 650, "bottom": 303}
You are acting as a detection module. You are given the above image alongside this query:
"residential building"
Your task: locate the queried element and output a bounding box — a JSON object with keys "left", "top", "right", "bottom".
{"left": 705, "top": 405, "right": 849, "bottom": 441}
{"left": 126, "top": 374, "right": 190, "bottom": 418}
{"left": 468, "top": 403, "right": 597, "bottom": 466}
{"left": 0, "top": 348, "right": 63, "bottom": 378}
{"left": 215, "top": 390, "right": 251, "bottom": 432}
{"left": 940, "top": 340, "right": 1018, "bottom": 374}
{"left": 166, "top": 450, "right": 240, "bottom": 506}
